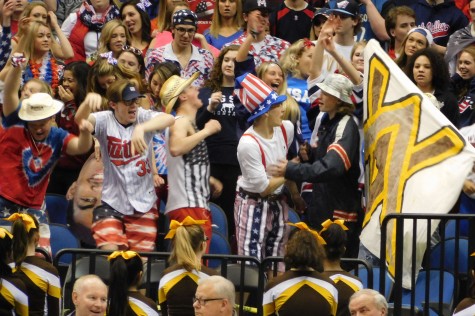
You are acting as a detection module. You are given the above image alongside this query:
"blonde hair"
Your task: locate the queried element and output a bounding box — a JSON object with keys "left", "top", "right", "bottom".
{"left": 23, "top": 79, "right": 53, "bottom": 96}
{"left": 169, "top": 225, "right": 205, "bottom": 272}
{"left": 256, "top": 62, "right": 287, "bottom": 95}
{"left": 282, "top": 95, "right": 300, "bottom": 124}
{"left": 116, "top": 64, "right": 146, "bottom": 93}
{"left": 16, "top": 2, "right": 48, "bottom": 38}
{"left": 209, "top": 0, "right": 243, "bottom": 38}
{"left": 98, "top": 20, "right": 130, "bottom": 55}
{"left": 156, "top": 0, "right": 189, "bottom": 32}
{"left": 24, "top": 21, "right": 53, "bottom": 59}
{"left": 280, "top": 39, "right": 312, "bottom": 79}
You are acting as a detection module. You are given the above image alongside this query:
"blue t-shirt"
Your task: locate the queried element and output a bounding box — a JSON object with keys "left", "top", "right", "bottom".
{"left": 204, "top": 29, "right": 243, "bottom": 50}
{"left": 287, "top": 76, "right": 312, "bottom": 141}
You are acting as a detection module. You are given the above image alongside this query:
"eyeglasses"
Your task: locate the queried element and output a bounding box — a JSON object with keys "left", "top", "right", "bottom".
{"left": 193, "top": 297, "right": 225, "bottom": 306}
{"left": 175, "top": 27, "right": 196, "bottom": 35}
{"left": 123, "top": 98, "right": 140, "bottom": 106}
{"left": 122, "top": 45, "right": 142, "bottom": 56}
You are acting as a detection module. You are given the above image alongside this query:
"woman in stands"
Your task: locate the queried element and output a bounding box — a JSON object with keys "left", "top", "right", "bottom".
{"left": 0, "top": 227, "right": 28, "bottom": 315}
{"left": 61, "top": 0, "right": 119, "bottom": 63}
{"left": 320, "top": 220, "right": 363, "bottom": 316}
{"left": 107, "top": 251, "right": 158, "bottom": 316}
{"left": 12, "top": 2, "right": 73, "bottom": 61}
{"left": 96, "top": 19, "right": 129, "bottom": 60}
{"left": 120, "top": 0, "right": 152, "bottom": 56}
{"left": 203, "top": 0, "right": 243, "bottom": 49}
{"left": 20, "top": 21, "right": 63, "bottom": 92}
{"left": 405, "top": 47, "right": 459, "bottom": 127}
{"left": 7, "top": 213, "right": 61, "bottom": 316}
{"left": 87, "top": 57, "right": 119, "bottom": 109}
{"left": 48, "top": 61, "right": 92, "bottom": 195}
{"left": 159, "top": 216, "right": 217, "bottom": 316}
{"left": 263, "top": 222, "right": 338, "bottom": 316}
{"left": 395, "top": 27, "right": 432, "bottom": 70}
{"left": 117, "top": 45, "right": 146, "bottom": 80}
{"left": 451, "top": 46, "right": 475, "bottom": 128}
{"left": 197, "top": 45, "right": 241, "bottom": 242}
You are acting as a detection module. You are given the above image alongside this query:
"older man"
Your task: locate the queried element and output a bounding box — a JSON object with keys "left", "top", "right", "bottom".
{"left": 348, "top": 289, "right": 388, "bottom": 316}
{"left": 69, "top": 275, "right": 108, "bottom": 316}
{"left": 193, "top": 276, "right": 235, "bottom": 316}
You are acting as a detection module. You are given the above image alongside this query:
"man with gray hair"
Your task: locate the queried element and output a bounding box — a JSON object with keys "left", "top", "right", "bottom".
{"left": 349, "top": 289, "right": 388, "bottom": 316}
{"left": 69, "top": 274, "right": 108, "bottom": 316}
{"left": 193, "top": 276, "right": 235, "bottom": 316}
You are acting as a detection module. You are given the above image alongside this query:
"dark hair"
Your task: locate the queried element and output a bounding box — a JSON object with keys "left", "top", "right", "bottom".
{"left": 11, "top": 214, "right": 40, "bottom": 267}
{"left": 284, "top": 229, "right": 325, "bottom": 271}
{"left": 120, "top": 0, "right": 152, "bottom": 43}
{"left": 385, "top": 6, "right": 416, "bottom": 42}
{"left": 320, "top": 224, "right": 347, "bottom": 261}
{"left": 61, "top": 62, "right": 90, "bottom": 105}
{"left": 107, "top": 255, "right": 143, "bottom": 316}
{"left": 0, "top": 231, "right": 13, "bottom": 278}
{"left": 405, "top": 48, "right": 450, "bottom": 91}
{"left": 204, "top": 45, "right": 239, "bottom": 91}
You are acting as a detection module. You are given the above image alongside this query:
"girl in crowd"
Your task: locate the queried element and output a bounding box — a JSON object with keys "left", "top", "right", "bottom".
{"left": 21, "top": 21, "right": 63, "bottom": 92}
{"left": 263, "top": 222, "right": 338, "bottom": 316}
{"left": 204, "top": 0, "right": 243, "bottom": 50}
{"left": 309, "top": 8, "right": 329, "bottom": 41}
{"left": 7, "top": 213, "right": 61, "bottom": 316}
{"left": 107, "top": 251, "right": 159, "bottom": 316}
{"left": 159, "top": 217, "right": 217, "bottom": 316}
{"left": 12, "top": 2, "right": 74, "bottom": 60}
{"left": 87, "top": 57, "right": 119, "bottom": 109}
{"left": 451, "top": 46, "right": 475, "bottom": 128}
{"left": 48, "top": 61, "right": 92, "bottom": 195}
{"left": 148, "top": 62, "right": 181, "bottom": 202}
{"left": 320, "top": 220, "right": 363, "bottom": 316}
{"left": 280, "top": 38, "right": 314, "bottom": 142}
{"left": 197, "top": 45, "right": 241, "bottom": 241}
{"left": 395, "top": 27, "right": 432, "bottom": 70}
{"left": 120, "top": 0, "right": 152, "bottom": 56}
{"left": 0, "top": 227, "right": 28, "bottom": 315}
{"left": 117, "top": 45, "right": 146, "bottom": 80}
{"left": 405, "top": 48, "right": 459, "bottom": 127}
{"left": 97, "top": 19, "right": 129, "bottom": 59}
{"left": 61, "top": 0, "right": 120, "bottom": 63}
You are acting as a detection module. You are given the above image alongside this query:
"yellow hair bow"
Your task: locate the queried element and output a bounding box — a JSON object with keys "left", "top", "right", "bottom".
{"left": 164, "top": 216, "right": 207, "bottom": 239}
{"left": 320, "top": 219, "right": 349, "bottom": 233}
{"left": 0, "top": 227, "right": 13, "bottom": 239}
{"left": 6, "top": 213, "right": 37, "bottom": 232}
{"left": 107, "top": 250, "right": 140, "bottom": 261}
{"left": 288, "top": 222, "right": 326, "bottom": 245}
{"left": 471, "top": 252, "right": 475, "bottom": 257}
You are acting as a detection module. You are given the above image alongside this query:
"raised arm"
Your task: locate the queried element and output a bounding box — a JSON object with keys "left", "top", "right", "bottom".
{"left": 2, "top": 56, "right": 24, "bottom": 116}
{"left": 360, "top": 0, "right": 390, "bottom": 41}
{"left": 322, "top": 35, "right": 362, "bottom": 85}
{"left": 131, "top": 113, "right": 175, "bottom": 155}
{"left": 168, "top": 118, "right": 221, "bottom": 156}
{"left": 0, "top": 0, "right": 14, "bottom": 72}
{"left": 48, "top": 11, "right": 74, "bottom": 60}
{"left": 308, "top": 19, "right": 334, "bottom": 81}
{"left": 74, "top": 92, "right": 103, "bottom": 128}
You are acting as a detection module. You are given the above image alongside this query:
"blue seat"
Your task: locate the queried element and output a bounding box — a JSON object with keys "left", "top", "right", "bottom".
{"left": 401, "top": 269, "right": 455, "bottom": 315}
{"left": 429, "top": 238, "right": 469, "bottom": 275}
{"left": 287, "top": 208, "right": 300, "bottom": 224}
{"left": 209, "top": 202, "right": 228, "bottom": 237}
{"left": 50, "top": 224, "right": 80, "bottom": 265}
{"left": 207, "top": 231, "right": 231, "bottom": 269}
{"left": 355, "top": 266, "right": 393, "bottom": 299}
{"left": 45, "top": 194, "right": 69, "bottom": 225}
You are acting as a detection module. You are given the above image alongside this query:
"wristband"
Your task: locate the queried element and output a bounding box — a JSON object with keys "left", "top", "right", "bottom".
{"left": 11, "top": 53, "right": 26, "bottom": 68}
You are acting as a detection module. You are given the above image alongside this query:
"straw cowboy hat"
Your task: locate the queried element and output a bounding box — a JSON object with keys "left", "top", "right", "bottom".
{"left": 160, "top": 72, "right": 200, "bottom": 114}
{"left": 19, "top": 93, "right": 64, "bottom": 121}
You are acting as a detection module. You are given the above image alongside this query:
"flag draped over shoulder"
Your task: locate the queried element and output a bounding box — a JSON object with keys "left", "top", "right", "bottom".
{"left": 360, "top": 40, "right": 475, "bottom": 289}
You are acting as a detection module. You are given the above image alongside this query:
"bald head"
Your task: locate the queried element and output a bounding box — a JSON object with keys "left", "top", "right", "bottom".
{"left": 72, "top": 275, "right": 108, "bottom": 316}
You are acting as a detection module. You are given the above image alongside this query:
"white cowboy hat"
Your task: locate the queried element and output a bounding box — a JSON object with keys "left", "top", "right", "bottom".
{"left": 19, "top": 93, "right": 64, "bottom": 121}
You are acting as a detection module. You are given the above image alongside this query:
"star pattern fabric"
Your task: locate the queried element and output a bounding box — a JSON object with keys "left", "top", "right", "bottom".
{"left": 0, "top": 26, "right": 12, "bottom": 72}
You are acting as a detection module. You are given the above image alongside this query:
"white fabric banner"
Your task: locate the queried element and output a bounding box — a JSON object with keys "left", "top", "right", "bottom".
{"left": 360, "top": 39, "right": 475, "bottom": 289}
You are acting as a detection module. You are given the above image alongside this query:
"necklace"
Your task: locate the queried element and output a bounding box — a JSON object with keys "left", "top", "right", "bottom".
{"left": 28, "top": 130, "right": 45, "bottom": 169}
{"left": 26, "top": 52, "right": 60, "bottom": 91}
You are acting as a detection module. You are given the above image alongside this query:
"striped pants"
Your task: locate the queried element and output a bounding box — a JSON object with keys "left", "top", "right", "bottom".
{"left": 234, "top": 191, "right": 289, "bottom": 268}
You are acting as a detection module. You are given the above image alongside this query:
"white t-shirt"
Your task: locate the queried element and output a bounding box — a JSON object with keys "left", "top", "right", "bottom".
{"left": 237, "top": 120, "right": 294, "bottom": 194}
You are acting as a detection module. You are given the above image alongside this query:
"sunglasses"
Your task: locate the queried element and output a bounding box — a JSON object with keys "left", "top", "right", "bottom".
{"left": 122, "top": 45, "right": 142, "bottom": 56}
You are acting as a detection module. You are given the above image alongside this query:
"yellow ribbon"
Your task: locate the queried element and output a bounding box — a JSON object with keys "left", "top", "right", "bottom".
{"left": 0, "top": 227, "right": 13, "bottom": 239}
{"left": 288, "top": 222, "right": 326, "bottom": 245}
{"left": 164, "top": 216, "right": 207, "bottom": 239}
{"left": 6, "top": 213, "right": 37, "bottom": 232}
{"left": 107, "top": 250, "right": 140, "bottom": 261}
{"left": 319, "top": 219, "right": 349, "bottom": 233}
{"left": 471, "top": 252, "right": 475, "bottom": 257}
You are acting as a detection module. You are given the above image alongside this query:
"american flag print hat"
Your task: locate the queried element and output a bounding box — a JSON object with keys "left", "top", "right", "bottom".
{"left": 234, "top": 73, "right": 287, "bottom": 122}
